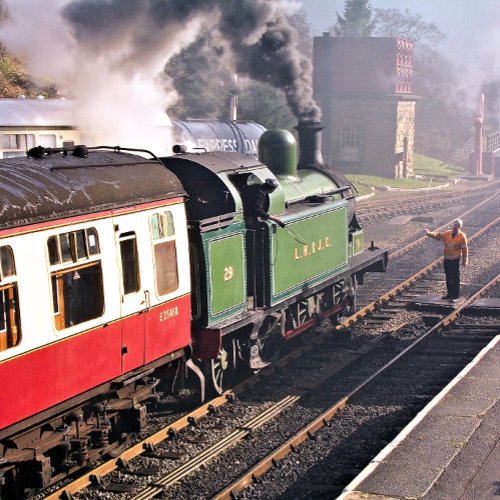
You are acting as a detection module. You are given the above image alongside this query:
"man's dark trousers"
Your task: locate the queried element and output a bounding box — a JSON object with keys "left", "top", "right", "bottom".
{"left": 444, "top": 258, "right": 460, "bottom": 299}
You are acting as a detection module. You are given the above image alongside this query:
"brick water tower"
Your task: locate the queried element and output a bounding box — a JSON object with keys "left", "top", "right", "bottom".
{"left": 313, "top": 34, "right": 417, "bottom": 178}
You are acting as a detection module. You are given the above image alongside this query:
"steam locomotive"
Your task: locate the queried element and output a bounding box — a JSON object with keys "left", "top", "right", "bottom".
{"left": 0, "top": 123, "right": 387, "bottom": 497}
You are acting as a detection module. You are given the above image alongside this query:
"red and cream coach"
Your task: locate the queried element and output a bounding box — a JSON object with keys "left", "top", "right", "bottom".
{"left": 0, "top": 146, "right": 192, "bottom": 491}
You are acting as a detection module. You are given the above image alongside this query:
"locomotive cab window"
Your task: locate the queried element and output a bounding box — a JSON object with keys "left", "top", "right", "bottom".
{"left": 150, "top": 212, "right": 179, "bottom": 296}
{"left": 0, "top": 245, "right": 21, "bottom": 352}
{"left": 48, "top": 228, "right": 104, "bottom": 330}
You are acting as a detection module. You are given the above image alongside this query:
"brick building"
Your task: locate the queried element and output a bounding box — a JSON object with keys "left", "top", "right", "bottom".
{"left": 313, "top": 35, "right": 417, "bottom": 179}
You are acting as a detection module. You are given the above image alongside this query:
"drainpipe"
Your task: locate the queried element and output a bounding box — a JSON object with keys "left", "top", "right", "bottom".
{"left": 474, "top": 94, "right": 484, "bottom": 176}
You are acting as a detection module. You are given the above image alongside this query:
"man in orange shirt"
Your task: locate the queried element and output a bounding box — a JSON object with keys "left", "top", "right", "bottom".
{"left": 425, "top": 219, "right": 468, "bottom": 301}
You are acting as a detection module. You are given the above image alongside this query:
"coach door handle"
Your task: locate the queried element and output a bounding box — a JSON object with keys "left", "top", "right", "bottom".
{"left": 141, "top": 290, "right": 150, "bottom": 310}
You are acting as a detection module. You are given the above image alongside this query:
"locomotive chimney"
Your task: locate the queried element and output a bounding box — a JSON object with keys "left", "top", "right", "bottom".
{"left": 295, "top": 121, "right": 325, "bottom": 169}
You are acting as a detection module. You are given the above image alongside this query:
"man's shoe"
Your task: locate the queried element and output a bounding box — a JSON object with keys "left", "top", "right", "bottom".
{"left": 441, "top": 295, "right": 450, "bottom": 300}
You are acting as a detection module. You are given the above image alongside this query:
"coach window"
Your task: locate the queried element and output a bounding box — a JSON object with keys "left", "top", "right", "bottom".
{"left": 151, "top": 212, "right": 179, "bottom": 296}
{"left": 0, "top": 245, "right": 21, "bottom": 352}
{"left": 119, "top": 232, "right": 140, "bottom": 294}
{"left": 48, "top": 228, "right": 104, "bottom": 330}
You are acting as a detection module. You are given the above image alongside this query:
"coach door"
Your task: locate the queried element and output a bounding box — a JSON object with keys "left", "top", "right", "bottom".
{"left": 115, "top": 214, "right": 150, "bottom": 372}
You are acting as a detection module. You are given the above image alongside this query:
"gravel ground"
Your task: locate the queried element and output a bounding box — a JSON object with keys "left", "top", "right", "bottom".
{"left": 37, "top": 180, "right": 498, "bottom": 500}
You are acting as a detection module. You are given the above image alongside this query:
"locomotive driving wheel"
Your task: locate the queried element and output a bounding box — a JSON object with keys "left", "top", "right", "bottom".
{"left": 203, "top": 338, "right": 237, "bottom": 396}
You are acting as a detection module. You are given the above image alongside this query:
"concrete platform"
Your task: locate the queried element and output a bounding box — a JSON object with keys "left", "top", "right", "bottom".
{"left": 409, "top": 294, "right": 462, "bottom": 311}
{"left": 338, "top": 335, "right": 500, "bottom": 500}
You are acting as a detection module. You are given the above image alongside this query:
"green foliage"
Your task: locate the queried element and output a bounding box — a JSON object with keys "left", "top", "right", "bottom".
{"left": 332, "top": 0, "right": 375, "bottom": 37}
{"left": 371, "top": 7, "right": 466, "bottom": 160}
{"left": 373, "top": 8, "right": 445, "bottom": 46}
{"left": 238, "top": 81, "right": 295, "bottom": 130}
{"left": 0, "top": 27, "right": 59, "bottom": 99}
{"left": 165, "top": 36, "right": 231, "bottom": 120}
{"left": 346, "top": 153, "right": 464, "bottom": 196}
{"left": 326, "top": 2, "right": 474, "bottom": 162}
{"left": 413, "top": 154, "right": 465, "bottom": 178}
{"left": 287, "top": 9, "right": 313, "bottom": 58}
{"left": 0, "top": 0, "right": 8, "bottom": 25}
{"left": 413, "top": 49, "right": 472, "bottom": 160}
{"left": 347, "top": 173, "right": 441, "bottom": 189}
{"left": 165, "top": 8, "right": 313, "bottom": 123}
{"left": 0, "top": 43, "right": 30, "bottom": 97}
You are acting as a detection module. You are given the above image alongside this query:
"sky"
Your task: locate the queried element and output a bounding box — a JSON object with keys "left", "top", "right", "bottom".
{"left": 300, "top": 0, "right": 500, "bottom": 67}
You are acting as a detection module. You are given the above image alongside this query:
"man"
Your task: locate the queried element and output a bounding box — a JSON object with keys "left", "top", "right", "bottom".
{"left": 243, "top": 178, "right": 285, "bottom": 228}
{"left": 425, "top": 219, "right": 468, "bottom": 301}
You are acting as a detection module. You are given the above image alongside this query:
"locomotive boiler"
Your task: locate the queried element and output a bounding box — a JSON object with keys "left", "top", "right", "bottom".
{"left": 0, "top": 125, "right": 387, "bottom": 497}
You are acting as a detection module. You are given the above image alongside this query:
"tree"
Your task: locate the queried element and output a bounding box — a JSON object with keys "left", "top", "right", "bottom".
{"left": 331, "top": 0, "right": 375, "bottom": 37}
{"left": 237, "top": 81, "right": 295, "bottom": 130}
{"left": 373, "top": 8, "right": 445, "bottom": 47}
{"left": 0, "top": 0, "right": 58, "bottom": 98}
{"left": 165, "top": 35, "right": 231, "bottom": 120}
{"left": 0, "top": 0, "right": 8, "bottom": 25}
{"left": 165, "top": 8, "right": 312, "bottom": 128}
{"left": 0, "top": 44, "right": 26, "bottom": 97}
{"left": 413, "top": 49, "right": 472, "bottom": 160}
{"left": 287, "top": 8, "right": 313, "bottom": 58}
{"left": 371, "top": 8, "right": 471, "bottom": 160}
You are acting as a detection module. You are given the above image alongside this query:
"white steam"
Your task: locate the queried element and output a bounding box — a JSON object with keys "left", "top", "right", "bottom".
{"left": 1, "top": 0, "right": 317, "bottom": 152}
{"left": 1, "top": 0, "right": 211, "bottom": 153}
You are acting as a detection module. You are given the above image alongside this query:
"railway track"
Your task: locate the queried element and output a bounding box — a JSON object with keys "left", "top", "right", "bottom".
{"left": 217, "top": 276, "right": 500, "bottom": 500}
{"left": 356, "top": 179, "right": 499, "bottom": 221}
{"left": 41, "top": 192, "right": 499, "bottom": 499}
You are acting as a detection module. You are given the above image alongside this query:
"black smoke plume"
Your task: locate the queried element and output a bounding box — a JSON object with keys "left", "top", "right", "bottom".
{"left": 62, "top": 0, "right": 321, "bottom": 121}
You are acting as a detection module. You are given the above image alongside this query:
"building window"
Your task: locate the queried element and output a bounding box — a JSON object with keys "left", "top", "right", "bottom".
{"left": 2, "top": 134, "right": 35, "bottom": 150}
{"left": 340, "top": 125, "right": 363, "bottom": 150}
{"left": 0, "top": 246, "right": 21, "bottom": 352}
{"left": 48, "top": 228, "right": 104, "bottom": 330}
{"left": 119, "top": 232, "right": 140, "bottom": 294}
{"left": 2, "top": 151, "right": 26, "bottom": 158}
{"left": 39, "top": 134, "right": 57, "bottom": 148}
{"left": 340, "top": 125, "right": 363, "bottom": 162}
{"left": 151, "top": 212, "right": 178, "bottom": 296}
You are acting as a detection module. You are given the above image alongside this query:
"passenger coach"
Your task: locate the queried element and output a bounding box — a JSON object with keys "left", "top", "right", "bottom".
{"left": 0, "top": 147, "right": 191, "bottom": 488}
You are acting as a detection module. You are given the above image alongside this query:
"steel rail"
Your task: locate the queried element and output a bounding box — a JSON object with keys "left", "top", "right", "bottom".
{"left": 356, "top": 181, "right": 499, "bottom": 219}
{"left": 213, "top": 273, "right": 500, "bottom": 500}
{"left": 129, "top": 330, "right": 397, "bottom": 500}
{"left": 337, "top": 213, "right": 500, "bottom": 328}
{"left": 389, "top": 189, "right": 498, "bottom": 259}
{"left": 45, "top": 210, "right": 499, "bottom": 500}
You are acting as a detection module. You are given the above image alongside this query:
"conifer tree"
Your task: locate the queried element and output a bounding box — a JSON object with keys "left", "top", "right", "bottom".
{"left": 333, "top": 0, "right": 375, "bottom": 37}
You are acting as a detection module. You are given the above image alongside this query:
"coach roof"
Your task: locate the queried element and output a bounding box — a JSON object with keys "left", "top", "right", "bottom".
{"left": 0, "top": 149, "right": 185, "bottom": 230}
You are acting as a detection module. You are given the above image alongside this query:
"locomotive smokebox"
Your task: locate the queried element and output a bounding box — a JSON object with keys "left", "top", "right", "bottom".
{"left": 295, "top": 121, "right": 325, "bottom": 169}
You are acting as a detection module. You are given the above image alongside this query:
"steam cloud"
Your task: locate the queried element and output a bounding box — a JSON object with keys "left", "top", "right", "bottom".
{"left": 62, "top": 0, "right": 321, "bottom": 121}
